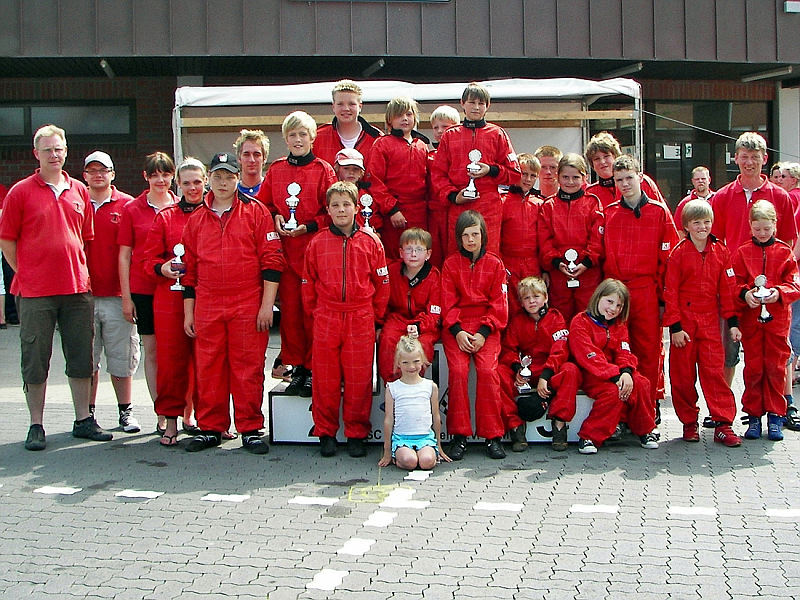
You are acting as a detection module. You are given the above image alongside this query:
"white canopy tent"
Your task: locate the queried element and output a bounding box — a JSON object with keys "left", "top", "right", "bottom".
{"left": 172, "top": 77, "right": 642, "bottom": 165}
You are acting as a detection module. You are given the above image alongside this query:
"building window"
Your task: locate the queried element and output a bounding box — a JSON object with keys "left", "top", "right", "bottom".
{"left": 0, "top": 101, "right": 135, "bottom": 144}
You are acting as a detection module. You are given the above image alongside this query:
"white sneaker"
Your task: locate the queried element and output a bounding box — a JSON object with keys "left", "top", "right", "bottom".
{"left": 578, "top": 438, "right": 597, "bottom": 454}
{"left": 639, "top": 432, "right": 659, "bottom": 449}
{"left": 119, "top": 407, "right": 141, "bottom": 433}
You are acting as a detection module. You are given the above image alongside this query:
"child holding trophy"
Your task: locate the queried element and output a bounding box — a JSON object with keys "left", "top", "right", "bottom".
{"left": 499, "top": 277, "right": 581, "bottom": 452}
{"left": 302, "top": 181, "right": 390, "bottom": 458}
{"left": 732, "top": 200, "right": 800, "bottom": 442}
{"left": 430, "top": 82, "right": 520, "bottom": 255}
{"left": 181, "top": 152, "right": 285, "bottom": 454}
{"left": 368, "top": 97, "right": 430, "bottom": 260}
{"left": 538, "top": 153, "right": 604, "bottom": 322}
{"left": 257, "top": 111, "right": 336, "bottom": 399}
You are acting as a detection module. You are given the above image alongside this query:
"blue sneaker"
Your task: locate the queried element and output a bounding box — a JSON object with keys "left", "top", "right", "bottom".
{"left": 768, "top": 413, "right": 784, "bottom": 441}
{"left": 743, "top": 415, "right": 762, "bottom": 440}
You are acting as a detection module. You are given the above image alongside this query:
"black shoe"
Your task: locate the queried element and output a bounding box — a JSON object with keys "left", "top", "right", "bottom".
{"left": 0, "top": 323, "right": 6, "bottom": 329}
{"left": 320, "top": 435, "right": 338, "bottom": 457}
{"left": 609, "top": 422, "right": 624, "bottom": 441}
{"left": 486, "top": 437, "right": 506, "bottom": 459}
{"left": 347, "top": 437, "right": 366, "bottom": 458}
{"left": 509, "top": 424, "right": 528, "bottom": 452}
{"left": 25, "top": 424, "right": 46, "bottom": 451}
{"left": 447, "top": 435, "right": 468, "bottom": 461}
{"left": 299, "top": 370, "right": 313, "bottom": 398}
{"left": 185, "top": 432, "right": 221, "bottom": 452}
{"left": 703, "top": 415, "right": 722, "bottom": 428}
{"left": 786, "top": 406, "right": 800, "bottom": 432}
{"left": 551, "top": 420, "right": 568, "bottom": 451}
{"left": 7, "top": 316, "right": 19, "bottom": 325}
{"left": 284, "top": 366, "right": 306, "bottom": 396}
{"left": 655, "top": 400, "right": 662, "bottom": 425}
{"left": 72, "top": 417, "right": 113, "bottom": 441}
{"left": 241, "top": 431, "right": 270, "bottom": 454}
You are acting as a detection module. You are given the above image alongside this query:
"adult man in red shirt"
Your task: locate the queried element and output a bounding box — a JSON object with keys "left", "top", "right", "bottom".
{"left": 0, "top": 125, "right": 113, "bottom": 450}
{"left": 674, "top": 166, "right": 715, "bottom": 237}
{"left": 83, "top": 150, "right": 141, "bottom": 434}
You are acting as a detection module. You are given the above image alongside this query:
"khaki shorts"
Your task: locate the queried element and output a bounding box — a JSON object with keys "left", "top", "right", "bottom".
{"left": 93, "top": 296, "right": 140, "bottom": 378}
{"left": 17, "top": 293, "right": 94, "bottom": 384}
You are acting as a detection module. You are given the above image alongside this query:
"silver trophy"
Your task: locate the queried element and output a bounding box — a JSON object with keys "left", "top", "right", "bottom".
{"left": 360, "top": 194, "right": 374, "bottom": 231}
{"left": 169, "top": 243, "right": 186, "bottom": 291}
{"left": 516, "top": 355, "right": 533, "bottom": 393}
{"left": 753, "top": 274, "right": 773, "bottom": 323}
{"left": 564, "top": 248, "right": 580, "bottom": 288}
{"left": 463, "top": 149, "right": 482, "bottom": 199}
{"left": 284, "top": 182, "right": 301, "bottom": 231}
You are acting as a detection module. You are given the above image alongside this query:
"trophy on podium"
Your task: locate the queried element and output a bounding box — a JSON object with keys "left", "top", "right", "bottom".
{"left": 753, "top": 274, "right": 773, "bottom": 323}
{"left": 284, "top": 182, "right": 301, "bottom": 231}
{"left": 564, "top": 248, "right": 579, "bottom": 288}
{"left": 360, "top": 194, "right": 374, "bottom": 231}
{"left": 463, "top": 149, "right": 482, "bottom": 199}
{"left": 170, "top": 243, "right": 186, "bottom": 291}
{"left": 516, "top": 355, "right": 533, "bottom": 393}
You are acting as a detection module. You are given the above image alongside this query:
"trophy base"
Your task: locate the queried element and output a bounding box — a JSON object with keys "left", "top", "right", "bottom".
{"left": 170, "top": 283, "right": 185, "bottom": 291}
{"left": 516, "top": 384, "right": 532, "bottom": 394}
{"left": 462, "top": 191, "right": 478, "bottom": 200}
{"left": 567, "top": 279, "right": 580, "bottom": 288}
{"left": 758, "top": 315, "right": 773, "bottom": 324}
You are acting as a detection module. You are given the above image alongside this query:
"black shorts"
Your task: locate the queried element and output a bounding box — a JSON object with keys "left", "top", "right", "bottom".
{"left": 131, "top": 293, "right": 155, "bottom": 336}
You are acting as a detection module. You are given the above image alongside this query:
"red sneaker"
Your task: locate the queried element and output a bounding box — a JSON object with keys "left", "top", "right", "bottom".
{"left": 714, "top": 424, "right": 742, "bottom": 447}
{"left": 682, "top": 422, "right": 700, "bottom": 442}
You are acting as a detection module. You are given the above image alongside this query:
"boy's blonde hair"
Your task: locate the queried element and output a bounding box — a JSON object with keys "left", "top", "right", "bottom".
{"left": 332, "top": 79, "right": 363, "bottom": 101}
{"left": 461, "top": 82, "right": 491, "bottom": 104}
{"left": 177, "top": 156, "right": 207, "bottom": 177}
{"left": 34, "top": 124, "right": 66, "bottom": 148}
{"left": 282, "top": 111, "right": 317, "bottom": 140}
{"left": 750, "top": 199, "right": 777, "bottom": 222}
{"left": 735, "top": 132, "right": 767, "bottom": 154}
{"left": 557, "top": 153, "right": 588, "bottom": 176}
{"left": 613, "top": 154, "right": 640, "bottom": 173}
{"left": 326, "top": 180, "right": 358, "bottom": 206}
{"left": 587, "top": 278, "right": 631, "bottom": 323}
{"left": 681, "top": 199, "right": 714, "bottom": 227}
{"left": 430, "top": 105, "right": 460, "bottom": 125}
{"left": 234, "top": 129, "right": 270, "bottom": 159}
{"left": 399, "top": 227, "right": 432, "bottom": 250}
{"left": 534, "top": 145, "right": 563, "bottom": 161}
{"left": 518, "top": 276, "right": 548, "bottom": 300}
{"left": 393, "top": 335, "right": 428, "bottom": 372}
{"left": 385, "top": 97, "right": 419, "bottom": 131}
{"left": 584, "top": 131, "right": 622, "bottom": 161}
{"left": 518, "top": 153, "right": 541, "bottom": 174}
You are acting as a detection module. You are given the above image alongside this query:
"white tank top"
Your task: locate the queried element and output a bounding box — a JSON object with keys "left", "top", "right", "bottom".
{"left": 387, "top": 378, "right": 434, "bottom": 436}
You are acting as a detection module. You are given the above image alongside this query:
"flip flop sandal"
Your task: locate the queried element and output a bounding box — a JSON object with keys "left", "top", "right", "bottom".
{"left": 159, "top": 434, "right": 179, "bottom": 446}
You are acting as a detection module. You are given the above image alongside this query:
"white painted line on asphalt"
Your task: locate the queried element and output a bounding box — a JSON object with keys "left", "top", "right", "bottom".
{"left": 115, "top": 489, "right": 164, "bottom": 499}
{"left": 363, "top": 510, "right": 397, "bottom": 528}
{"left": 307, "top": 569, "right": 348, "bottom": 591}
{"left": 405, "top": 470, "right": 431, "bottom": 481}
{"left": 379, "top": 487, "right": 429, "bottom": 509}
{"left": 201, "top": 493, "right": 250, "bottom": 503}
{"left": 34, "top": 486, "right": 82, "bottom": 495}
{"left": 337, "top": 538, "right": 376, "bottom": 556}
{"left": 288, "top": 495, "right": 339, "bottom": 506}
{"left": 474, "top": 501, "right": 524, "bottom": 512}
{"left": 766, "top": 508, "right": 800, "bottom": 517}
{"left": 668, "top": 506, "right": 717, "bottom": 516}
{"left": 570, "top": 504, "right": 619, "bottom": 514}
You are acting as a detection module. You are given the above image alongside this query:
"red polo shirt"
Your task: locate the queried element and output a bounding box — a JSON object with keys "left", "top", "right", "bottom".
{"left": 86, "top": 186, "right": 135, "bottom": 297}
{"left": 0, "top": 169, "right": 94, "bottom": 297}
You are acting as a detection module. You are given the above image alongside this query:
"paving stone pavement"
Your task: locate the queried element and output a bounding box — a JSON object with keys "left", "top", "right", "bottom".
{"left": 1, "top": 324, "right": 800, "bottom": 599}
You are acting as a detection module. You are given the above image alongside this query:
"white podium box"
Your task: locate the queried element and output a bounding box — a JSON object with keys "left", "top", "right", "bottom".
{"left": 269, "top": 344, "right": 590, "bottom": 444}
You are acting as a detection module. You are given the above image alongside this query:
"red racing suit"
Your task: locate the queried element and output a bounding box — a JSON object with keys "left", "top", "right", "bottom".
{"left": 674, "top": 190, "right": 715, "bottom": 233}
{"left": 568, "top": 311, "right": 656, "bottom": 445}
{"left": 313, "top": 116, "right": 384, "bottom": 167}
{"left": 663, "top": 236, "right": 738, "bottom": 425}
{"left": 368, "top": 131, "right": 430, "bottom": 260}
{"left": 427, "top": 148, "right": 448, "bottom": 269}
{"left": 430, "top": 119, "right": 520, "bottom": 255}
{"left": 498, "top": 308, "right": 581, "bottom": 428}
{"left": 602, "top": 195, "right": 678, "bottom": 405}
{"left": 181, "top": 191, "right": 285, "bottom": 434}
{"left": 500, "top": 186, "right": 541, "bottom": 315}
{"left": 257, "top": 154, "right": 336, "bottom": 368}
{"left": 377, "top": 261, "right": 442, "bottom": 383}
{"left": 441, "top": 248, "right": 509, "bottom": 439}
{"left": 538, "top": 189, "right": 604, "bottom": 322}
{"left": 732, "top": 237, "right": 800, "bottom": 417}
{"left": 586, "top": 173, "right": 666, "bottom": 210}
{"left": 354, "top": 176, "right": 397, "bottom": 234}
{"left": 142, "top": 200, "right": 202, "bottom": 419}
{"left": 302, "top": 224, "right": 390, "bottom": 439}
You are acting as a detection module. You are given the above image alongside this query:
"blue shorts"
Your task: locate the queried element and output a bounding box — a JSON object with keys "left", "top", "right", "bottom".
{"left": 391, "top": 430, "right": 437, "bottom": 458}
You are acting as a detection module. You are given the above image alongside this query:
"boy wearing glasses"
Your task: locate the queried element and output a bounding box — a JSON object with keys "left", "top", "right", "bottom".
{"left": 377, "top": 228, "right": 442, "bottom": 384}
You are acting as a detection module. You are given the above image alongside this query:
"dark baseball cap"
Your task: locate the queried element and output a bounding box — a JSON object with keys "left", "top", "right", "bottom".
{"left": 209, "top": 152, "right": 240, "bottom": 173}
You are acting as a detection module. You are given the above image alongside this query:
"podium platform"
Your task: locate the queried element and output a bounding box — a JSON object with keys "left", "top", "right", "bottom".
{"left": 269, "top": 344, "right": 591, "bottom": 444}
